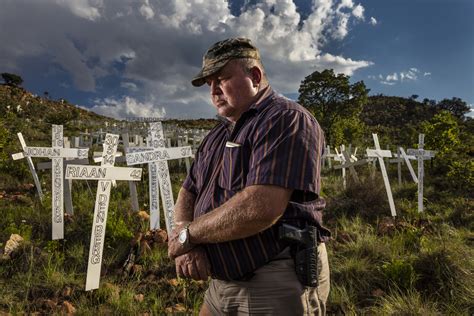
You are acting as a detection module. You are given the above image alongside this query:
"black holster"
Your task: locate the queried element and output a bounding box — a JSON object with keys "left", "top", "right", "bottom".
{"left": 278, "top": 223, "right": 318, "bottom": 287}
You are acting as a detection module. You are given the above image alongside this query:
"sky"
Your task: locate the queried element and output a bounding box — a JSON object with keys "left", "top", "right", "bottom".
{"left": 1, "top": 0, "right": 473, "bottom": 119}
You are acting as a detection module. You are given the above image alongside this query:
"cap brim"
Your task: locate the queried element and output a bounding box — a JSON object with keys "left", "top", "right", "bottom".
{"left": 191, "top": 72, "right": 207, "bottom": 87}
{"left": 191, "top": 59, "right": 230, "bottom": 87}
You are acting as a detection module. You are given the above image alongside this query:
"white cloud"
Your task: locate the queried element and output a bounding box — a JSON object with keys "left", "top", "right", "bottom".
{"left": 372, "top": 68, "right": 424, "bottom": 85}
{"left": 338, "top": 0, "right": 353, "bottom": 10}
{"left": 315, "top": 53, "right": 373, "bottom": 76}
{"left": 55, "top": 0, "right": 102, "bottom": 21}
{"left": 386, "top": 72, "right": 398, "bottom": 81}
{"left": 139, "top": 0, "right": 154, "bottom": 19}
{"left": 0, "top": 0, "right": 373, "bottom": 118}
{"left": 352, "top": 4, "right": 364, "bottom": 20}
{"left": 369, "top": 17, "right": 377, "bottom": 25}
{"left": 120, "top": 82, "right": 138, "bottom": 91}
{"left": 90, "top": 96, "right": 166, "bottom": 119}
{"left": 329, "top": 0, "right": 365, "bottom": 39}
{"left": 401, "top": 68, "right": 419, "bottom": 81}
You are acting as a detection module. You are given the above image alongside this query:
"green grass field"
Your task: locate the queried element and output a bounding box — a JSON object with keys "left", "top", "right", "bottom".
{"left": 1, "top": 164, "right": 472, "bottom": 315}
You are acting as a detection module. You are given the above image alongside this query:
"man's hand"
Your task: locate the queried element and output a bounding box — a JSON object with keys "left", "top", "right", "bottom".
{"left": 175, "top": 247, "right": 211, "bottom": 281}
{"left": 168, "top": 221, "right": 195, "bottom": 259}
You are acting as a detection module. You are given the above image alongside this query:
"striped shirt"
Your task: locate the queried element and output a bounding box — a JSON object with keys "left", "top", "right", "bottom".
{"left": 183, "top": 87, "right": 330, "bottom": 281}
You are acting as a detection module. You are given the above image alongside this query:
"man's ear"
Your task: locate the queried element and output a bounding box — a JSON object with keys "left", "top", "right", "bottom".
{"left": 250, "top": 66, "right": 262, "bottom": 86}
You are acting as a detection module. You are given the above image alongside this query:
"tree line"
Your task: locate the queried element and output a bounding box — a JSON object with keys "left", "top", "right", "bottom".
{"left": 298, "top": 69, "right": 473, "bottom": 195}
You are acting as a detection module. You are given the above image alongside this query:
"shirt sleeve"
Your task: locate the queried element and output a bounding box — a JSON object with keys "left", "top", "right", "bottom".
{"left": 246, "top": 109, "right": 324, "bottom": 196}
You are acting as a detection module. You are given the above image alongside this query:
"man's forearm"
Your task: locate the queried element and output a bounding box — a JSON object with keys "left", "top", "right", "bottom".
{"left": 188, "top": 185, "right": 292, "bottom": 244}
{"left": 174, "top": 187, "right": 196, "bottom": 225}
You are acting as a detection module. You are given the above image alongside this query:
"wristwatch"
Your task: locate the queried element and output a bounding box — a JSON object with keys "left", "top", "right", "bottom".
{"left": 178, "top": 222, "right": 192, "bottom": 246}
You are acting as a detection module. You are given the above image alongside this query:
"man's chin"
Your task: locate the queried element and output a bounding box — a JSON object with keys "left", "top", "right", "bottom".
{"left": 217, "top": 107, "right": 231, "bottom": 118}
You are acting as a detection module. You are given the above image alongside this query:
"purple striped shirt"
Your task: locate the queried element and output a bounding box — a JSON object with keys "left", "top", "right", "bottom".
{"left": 183, "top": 87, "right": 330, "bottom": 280}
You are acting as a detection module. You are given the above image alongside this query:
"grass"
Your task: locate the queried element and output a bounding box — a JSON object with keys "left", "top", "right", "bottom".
{"left": 322, "top": 167, "right": 474, "bottom": 315}
{"left": 0, "top": 165, "right": 204, "bottom": 314}
{"left": 366, "top": 289, "right": 441, "bottom": 315}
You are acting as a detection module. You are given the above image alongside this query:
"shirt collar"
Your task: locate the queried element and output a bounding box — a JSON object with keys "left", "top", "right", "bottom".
{"left": 247, "top": 85, "right": 275, "bottom": 113}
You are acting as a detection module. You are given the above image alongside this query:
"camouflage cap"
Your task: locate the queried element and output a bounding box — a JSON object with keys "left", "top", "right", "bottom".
{"left": 191, "top": 37, "right": 260, "bottom": 87}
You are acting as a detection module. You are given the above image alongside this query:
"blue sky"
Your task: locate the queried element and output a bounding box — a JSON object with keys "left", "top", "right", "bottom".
{"left": 347, "top": 0, "right": 474, "bottom": 106}
{"left": 1, "top": 0, "right": 472, "bottom": 119}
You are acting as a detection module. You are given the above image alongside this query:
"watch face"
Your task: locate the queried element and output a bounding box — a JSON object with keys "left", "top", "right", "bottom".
{"left": 178, "top": 229, "right": 187, "bottom": 244}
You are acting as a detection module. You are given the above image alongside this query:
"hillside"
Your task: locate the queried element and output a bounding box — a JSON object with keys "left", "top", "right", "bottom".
{"left": 0, "top": 84, "right": 217, "bottom": 189}
{"left": 0, "top": 84, "right": 217, "bottom": 143}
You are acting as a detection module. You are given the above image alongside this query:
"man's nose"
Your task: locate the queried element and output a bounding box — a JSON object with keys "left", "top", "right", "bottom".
{"left": 210, "top": 81, "right": 222, "bottom": 95}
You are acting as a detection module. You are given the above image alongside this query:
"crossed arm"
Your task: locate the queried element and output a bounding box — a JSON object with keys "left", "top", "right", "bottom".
{"left": 169, "top": 184, "right": 292, "bottom": 280}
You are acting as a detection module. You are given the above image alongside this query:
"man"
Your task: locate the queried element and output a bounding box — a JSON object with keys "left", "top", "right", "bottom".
{"left": 168, "top": 37, "right": 330, "bottom": 315}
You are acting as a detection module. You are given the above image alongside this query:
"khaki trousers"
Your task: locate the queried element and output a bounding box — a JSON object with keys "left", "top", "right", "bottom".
{"left": 203, "top": 243, "right": 330, "bottom": 315}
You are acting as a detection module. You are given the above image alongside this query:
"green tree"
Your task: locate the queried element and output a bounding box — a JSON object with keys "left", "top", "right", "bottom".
{"left": 298, "top": 69, "right": 369, "bottom": 145}
{"left": 331, "top": 116, "right": 366, "bottom": 148}
{"left": 1, "top": 73, "right": 23, "bottom": 87}
{"left": 421, "top": 110, "right": 460, "bottom": 157}
{"left": 435, "top": 97, "right": 470, "bottom": 119}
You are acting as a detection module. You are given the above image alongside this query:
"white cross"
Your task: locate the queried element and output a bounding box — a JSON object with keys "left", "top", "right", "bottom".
{"left": 399, "top": 147, "right": 418, "bottom": 183}
{"left": 37, "top": 156, "right": 89, "bottom": 215}
{"left": 334, "top": 145, "right": 356, "bottom": 189}
{"left": 351, "top": 147, "right": 358, "bottom": 162}
{"left": 407, "top": 134, "right": 436, "bottom": 213}
{"left": 12, "top": 126, "right": 89, "bottom": 239}
{"left": 322, "top": 145, "right": 336, "bottom": 169}
{"left": 93, "top": 151, "right": 123, "bottom": 162}
{"left": 125, "top": 122, "right": 193, "bottom": 232}
{"left": 65, "top": 133, "right": 142, "bottom": 291}
{"left": 334, "top": 151, "right": 372, "bottom": 184}
{"left": 11, "top": 133, "right": 44, "bottom": 201}
{"left": 366, "top": 134, "right": 397, "bottom": 217}
{"left": 389, "top": 148, "right": 404, "bottom": 185}
{"left": 177, "top": 136, "right": 191, "bottom": 173}
{"left": 121, "top": 133, "right": 140, "bottom": 212}
{"left": 389, "top": 147, "right": 418, "bottom": 185}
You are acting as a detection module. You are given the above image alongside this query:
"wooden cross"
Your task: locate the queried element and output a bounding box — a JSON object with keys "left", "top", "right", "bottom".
{"left": 334, "top": 145, "right": 359, "bottom": 188}
{"left": 177, "top": 136, "right": 191, "bottom": 173}
{"left": 12, "top": 126, "right": 89, "bottom": 239}
{"left": 322, "top": 145, "right": 336, "bottom": 169}
{"left": 407, "top": 134, "right": 436, "bottom": 213}
{"left": 65, "top": 133, "right": 142, "bottom": 291}
{"left": 389, "top": 148, "right": 404, "bottom": 185}
{"left": 11, "top": 133, "right": 44, "bottom": 201}
{"left": 93, "top": 151, "right": 123, "bottom": 162}
{"left": 399, "top": 147, "right": 418, "bottom": 183}
{"left": 37, "top": 136, "right": 89, "bottom": 215}
{"left": 37, "top": 157, "right": 89, "bottom": 215}
{"left": 389, "top": 147, "right": 418, "bottom": 185}
{"left": 333, "top": 151, "right": 373, "bottom": 184}
{"left": 366, "top": 134, "right": 397, "bottom": 217}
{"left": 125, "top": 122, "right": 193, "bottom": 232}
{"left": 351, "top": 147, "right": 358, "bottom": 162}
{"left": 334, "top": 146, "right": 347, "bottom": 188}
{"left": 121, "top": 133, "right": 140, "bottom": 212}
